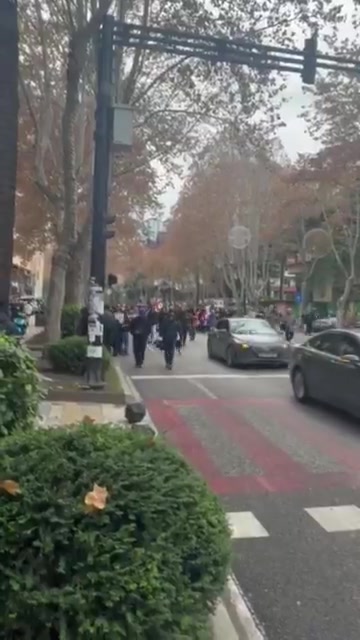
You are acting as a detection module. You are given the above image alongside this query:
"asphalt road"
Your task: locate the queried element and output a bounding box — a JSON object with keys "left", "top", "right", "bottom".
{"left": 119, "top": 333, "right": 360, "bottom": 640}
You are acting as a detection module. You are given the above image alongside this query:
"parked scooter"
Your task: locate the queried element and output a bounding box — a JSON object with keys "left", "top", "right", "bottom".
{"left": 11, "top": 304, "right": 28, "bottom": 337}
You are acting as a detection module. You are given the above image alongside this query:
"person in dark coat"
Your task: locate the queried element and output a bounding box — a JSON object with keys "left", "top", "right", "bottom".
{"left": 176, "top": 306, "right": 188, "bottom": 346}
{"left": 160, "top": 309, "right": 181, "bottom": 370}
{"left": 102, "top": 306, "right": 117, "bottom": 353}
{"left": 130, "top": 306, "right": 149, "bottom": 367}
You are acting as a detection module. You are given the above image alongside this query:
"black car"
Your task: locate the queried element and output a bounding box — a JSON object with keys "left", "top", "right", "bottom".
{"left": 290, "top": 329, "right": 360, "bottom": 417}
{"left": 207, "top": 317, "right": 290, "bottom": 367}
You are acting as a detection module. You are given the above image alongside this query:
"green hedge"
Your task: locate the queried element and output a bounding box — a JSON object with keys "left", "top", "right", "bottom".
{"left": 61, "top": 304, "right": 81, "bottom": 338}
{"left": 47, "top": 336, "right": 111, "bottom": 376}
{"left": 0, "top": 335, "right": 43, "bottom": 436}
{"left": 0, "top": 425, "right": 231, "bottom": 639}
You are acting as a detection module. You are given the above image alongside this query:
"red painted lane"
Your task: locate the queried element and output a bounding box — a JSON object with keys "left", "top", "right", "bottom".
{"left": 147, "top": 399, "right": 221, "bottom": 481}
{"left": 202, "top": 401, "right": 309, "bottom": 481}
{"left": 147, "top": 398, "right": 360, "bottom": 495}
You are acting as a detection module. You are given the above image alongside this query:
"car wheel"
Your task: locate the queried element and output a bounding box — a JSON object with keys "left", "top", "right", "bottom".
{"left": 226, "top": 347, "right": 235, "bottom": 368}
{"left": 292, "top": 367, "right": 308, "bottom": 403}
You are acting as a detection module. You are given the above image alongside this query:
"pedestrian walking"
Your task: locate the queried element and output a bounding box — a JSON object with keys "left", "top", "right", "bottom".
{"left": 120, "top": 307, "right": 130, "bottom": 355}
{"left": 130, "top": 306, "right": 149, "bottom": 367}
{"left": 160, "top": 309, "right": 181, "bottom": 370}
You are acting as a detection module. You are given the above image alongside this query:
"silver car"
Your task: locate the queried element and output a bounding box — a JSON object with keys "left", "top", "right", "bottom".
{"left": 207, "top": 317, "right": 290, "bottom": 367}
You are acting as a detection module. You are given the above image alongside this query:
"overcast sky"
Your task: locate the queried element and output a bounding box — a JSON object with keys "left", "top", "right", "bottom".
{"left": 159, "top": 83, "right": 318, "bottom": 214}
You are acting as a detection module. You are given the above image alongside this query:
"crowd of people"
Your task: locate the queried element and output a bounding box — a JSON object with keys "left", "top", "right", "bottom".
{"left": 82, "top": 301, "right": 306, "bottom": 371}
{"left": 97, "top": 303, "right": 237, "bottom": 370}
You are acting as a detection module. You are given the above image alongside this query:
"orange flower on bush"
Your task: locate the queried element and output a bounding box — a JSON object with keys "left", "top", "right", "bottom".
{"left": 0, "top": 480, "right": 21, "bottom": 496}
{"left": 84, "top": 483, "right": 109, "bottom": 512}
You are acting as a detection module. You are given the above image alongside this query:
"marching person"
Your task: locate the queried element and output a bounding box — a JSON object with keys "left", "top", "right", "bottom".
{"left": 130, "top": 305, "right": 149, "bottom": 368}
{"left": 160, "top": 308, "right": 181, "bottom": 370}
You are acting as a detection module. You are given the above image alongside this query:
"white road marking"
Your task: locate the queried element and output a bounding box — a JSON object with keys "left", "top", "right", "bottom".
{"left": 189, "top": 378, "right": 218, "bottom": 398}
{"left": 305, "top": 505, "right": 360, "bottom": 532}
{"left": 131, "top": 373, "right": 288, "bottom": 380}
{"left": 227, "top": 512, "right": 270, "bottom": 539}
{"left": 227, "top": 574, "right": 267, "bottom": 640}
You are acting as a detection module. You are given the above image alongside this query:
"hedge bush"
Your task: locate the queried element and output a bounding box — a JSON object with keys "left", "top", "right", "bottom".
{"left": 0, "top": 335, "right": 43, "bottom": 436}
{"left": 0, "top": 425, "right": 231, "bottom": 639}
{"left": 61, "top": 304, "right": 81, "bottom": 338}
{"left": 47, "top": 335, "right": 111, "bottom": 375}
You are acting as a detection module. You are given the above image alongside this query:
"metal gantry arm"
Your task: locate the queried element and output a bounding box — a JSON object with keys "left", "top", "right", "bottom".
{"left": 90, "top": 17, "right": 360, "bottom": 289}
{"left": 113, "top": 22, "right": 360, "bottom": 84}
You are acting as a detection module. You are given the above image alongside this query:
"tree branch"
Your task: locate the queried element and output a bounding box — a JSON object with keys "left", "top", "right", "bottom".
{"left": 132, "top": 56, "right": 190, "bottom": 106}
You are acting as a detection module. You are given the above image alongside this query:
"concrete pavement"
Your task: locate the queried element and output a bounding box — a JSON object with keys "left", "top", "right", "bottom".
{"left": 118, "top": 333, "right": 360, "bottom": 640}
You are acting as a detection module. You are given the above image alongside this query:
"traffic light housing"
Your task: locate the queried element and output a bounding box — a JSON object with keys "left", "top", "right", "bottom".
{"left": 302, "top": 32, "right": 317, "bottom": 85}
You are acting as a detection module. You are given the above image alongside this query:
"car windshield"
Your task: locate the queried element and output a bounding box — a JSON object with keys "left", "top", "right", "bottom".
{"left": 230, "top": 319, "right": 277, "bottom": 335}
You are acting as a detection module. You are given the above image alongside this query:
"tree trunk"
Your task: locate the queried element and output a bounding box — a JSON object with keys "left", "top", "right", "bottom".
{"left": 0, "top": 1, "right": 19, "bottom": 308}
{"left": 337, "top": 276, "right": 354, "bottom": 328}
{"left": 64, "top": 251, "right": 86, "bottom": 306}
{"left": 45, "top": 248, "right": 68, "bottom": 342}
{"left": 64, "top": 222, "right": 90, "bottom": 306}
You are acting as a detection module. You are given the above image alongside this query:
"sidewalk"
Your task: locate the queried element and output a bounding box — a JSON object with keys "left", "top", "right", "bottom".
{"left": 39, "top": 400, "right": 127, "bottom": 429}
{"left": 24, "top": 325, "right": 43, "bottom": 342}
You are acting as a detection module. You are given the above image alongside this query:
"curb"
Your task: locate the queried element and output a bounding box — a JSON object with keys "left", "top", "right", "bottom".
{"left": 114, "top": 363, "right": 158, "bottom": 436}
{"left": 115, "top": 364, "right": 264, "bottom": 640}
{"left": 210, "top": 575, "right": 266, "bottom": 639}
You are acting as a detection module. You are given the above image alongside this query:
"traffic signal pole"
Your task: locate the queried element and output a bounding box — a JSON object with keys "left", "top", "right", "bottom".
{"left": 90, "top": 14, "right": 115, "bottom": 289}
{"left": 86, "top": 15, "right": 114, "bottom": 389}
{"left": 89, "top": 21, "right": 360, "bottom": 294}
{"left": 85, "top": 17, "right": 360, "bottom": 389}
{"left": 0, "top": 0, "right": 19, "bottom": 311}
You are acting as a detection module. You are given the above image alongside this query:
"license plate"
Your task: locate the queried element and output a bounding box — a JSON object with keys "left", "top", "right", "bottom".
{"left": 261, "top": 352, "right": 277, "bottom": 358}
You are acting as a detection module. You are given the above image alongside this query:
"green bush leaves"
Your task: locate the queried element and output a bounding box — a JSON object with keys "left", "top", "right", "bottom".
{"left": 61, "top": 304, "right": 81, "bottom": 338}
{"left": 0, "top": 425, "right": 231, "bottom": 639}
{"left": 0, "top": 335, "right": 43, "bottom": 436}
{"left": 47, "top": 336, "right": 111, "bottom": 376}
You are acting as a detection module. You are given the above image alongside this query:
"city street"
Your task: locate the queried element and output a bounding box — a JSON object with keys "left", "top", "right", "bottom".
{"left": 120, "top": 333, "right": 360, "bottom": 640}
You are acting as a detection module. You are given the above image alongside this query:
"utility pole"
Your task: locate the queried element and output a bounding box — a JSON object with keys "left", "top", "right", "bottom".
{"left": 86, "top": 15, "right": 115, "bottom": 389}
{"left": 90, "top": 14, "right": 115, "bottom": 288}
{"left": 0, "top": 0, "right": 19, "bottom": 310}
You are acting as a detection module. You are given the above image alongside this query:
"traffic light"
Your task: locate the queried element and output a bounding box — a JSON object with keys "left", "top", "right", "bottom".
{"left": 104, "top": 214, "right": 116, "bottom": 240}
{"left": 302, "top": 32, "right": 317, "bottom": 85}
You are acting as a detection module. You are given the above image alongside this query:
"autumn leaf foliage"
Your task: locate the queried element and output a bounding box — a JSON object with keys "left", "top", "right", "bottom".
{"left": 0, "top": 424, "right": 230, "bottom": 639}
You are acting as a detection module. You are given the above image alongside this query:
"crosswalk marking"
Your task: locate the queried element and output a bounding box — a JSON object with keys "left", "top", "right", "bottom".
{"left": 305, "top": 505, "right": 360, "bottom": 533}
{"left": 227, "top": 506, "right": 360, "bottom": 538}
{"left": 227, "top": 512, "right": 270, "bottom": 539}
{"left": 131, "top": 373, "right": 288, "bottom": 380}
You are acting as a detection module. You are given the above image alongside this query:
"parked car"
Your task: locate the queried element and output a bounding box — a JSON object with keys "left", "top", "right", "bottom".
{"left": 312, "top": 316, "right": 337, "bottom": 333}
{"left": 290, "top": 329, "right": 360, "bottom": 418}
{"left": 207, "top": 317, "right": 290, "bottom": 367}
